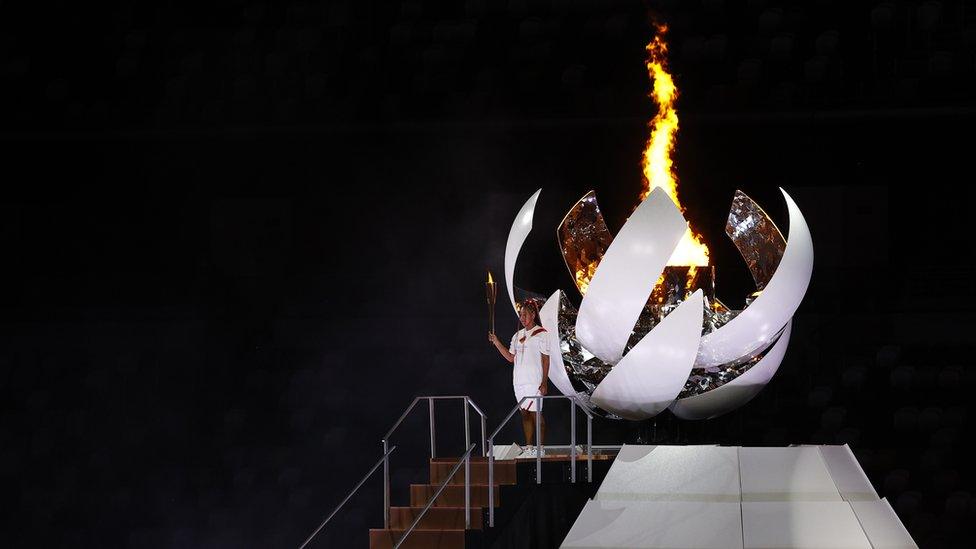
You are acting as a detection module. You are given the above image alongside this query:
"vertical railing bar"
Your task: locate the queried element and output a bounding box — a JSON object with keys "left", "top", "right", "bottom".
{"left": 488, "top": 440, "right": 495, "bottom": 527}
{"left": 587, "top": 415, "right": 593, "bottom": 482}
{"left": 480, "top": 415, "right": 487, "bottom": 457}
{"left": 383, "top": 439, "right": 390, "bottom": 528}
{"left": 464, "top": 449, "right": 471, "bottom": 528}
{"left": 313, "top": 396, "right": 492, "bottom": 547}
{"left": 394, "top": 444, "right": 475, "bottom": 549}
{"left": 535, "top": 396, "right": 542, "bottom": 484}
{"left": 428, "top": 397, "right": 436, "bottom": 459}
{"left": 463, "top": 398, "right": 488, "bottom": 458}
{"left": 483, "top": 395, "right": 596, "bottom": 526}
{"left": 299, "top": 446, "right": 395, "bottom": 549}
{"left": 570, "top": 399, "right": 577, "bottom": 483}
{"left": 463, "top": 397, "right": 471, "bottom": 456}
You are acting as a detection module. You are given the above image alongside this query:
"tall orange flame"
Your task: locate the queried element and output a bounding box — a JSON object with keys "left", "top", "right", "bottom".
{"left": 640, "top": 24, "right": 710, "bottom": 267}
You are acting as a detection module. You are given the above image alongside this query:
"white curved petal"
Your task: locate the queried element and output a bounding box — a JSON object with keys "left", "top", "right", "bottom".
{"left": 671, "top": 322, "right": 792, "bottom": 420}
{"left": 538, "top": 290, "right": 577, "bottom": 398}
{"left": 591, "top": 290, "right": 704, "bottom": 420}
{"left": 575, "top": 188, "right": 687, "bottom": 364}
{"left": 695, "top": 188, "right": 813, "bottom": 367}
{"left": 504, "top": 188, "right": 542, "bottom": 314}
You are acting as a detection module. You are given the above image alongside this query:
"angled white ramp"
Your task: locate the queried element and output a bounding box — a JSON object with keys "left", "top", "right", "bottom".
{"left": 562, "top": 499, "right": 742, "bottom": 549}
{"left": 562, "top": 446, "right": 914, "bottom": 549}
{"left": 738, "top": 447, "right": 841, "bottom": 501}
{"left": 816, "top": 444, "right": 878, "bottom": 502}
{"left": 850, "top": 498, "right": 919, "bottom": 549}
{"left": 742, "top": 501, "right": 872, "bottom": 549}
{"left": 596, "top": 445, "right": 740, "bottom": 502}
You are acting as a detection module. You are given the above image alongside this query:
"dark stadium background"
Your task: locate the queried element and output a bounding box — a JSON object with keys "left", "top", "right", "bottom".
{"left": 1, "top": 1, "right": 974, "bottom": 547}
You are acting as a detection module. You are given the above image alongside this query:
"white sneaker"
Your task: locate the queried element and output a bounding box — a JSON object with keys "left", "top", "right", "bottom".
{"left": 519, "top": 446, "right": 537, "bottom": 458}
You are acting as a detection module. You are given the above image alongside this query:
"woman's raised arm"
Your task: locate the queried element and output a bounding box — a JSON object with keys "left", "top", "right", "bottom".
{"left": 489, "top": 332, "right": 515, "bottom": 363}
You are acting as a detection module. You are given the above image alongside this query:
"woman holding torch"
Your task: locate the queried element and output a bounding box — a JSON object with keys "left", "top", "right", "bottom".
{"left": 489, "top": 298, "right": 550, "bottom": 457}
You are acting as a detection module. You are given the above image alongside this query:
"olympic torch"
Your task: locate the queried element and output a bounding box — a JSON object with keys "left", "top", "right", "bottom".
{"left": 486, "top": 270, "right": 497, "bottom": 335}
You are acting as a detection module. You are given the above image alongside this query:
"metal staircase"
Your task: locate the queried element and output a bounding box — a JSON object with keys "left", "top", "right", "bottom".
{"left": 298, "top": 394, "right": 601, "bottom": 549}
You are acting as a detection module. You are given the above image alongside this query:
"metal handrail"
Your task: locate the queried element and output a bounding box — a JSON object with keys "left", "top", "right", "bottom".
{"left": 382, "top": 395, "right": 488, "bottom": 457}
{"left": 487, "top": 394, "right": 594, "bottom": 527}
{"left": 381, "top": 396, "right": 488, "bottom": 528}
{"left": 298, "top": 445, "right": 397, "bottom": 549}
{"left": 393, "top": 443, "right": 477, "bottom": 549}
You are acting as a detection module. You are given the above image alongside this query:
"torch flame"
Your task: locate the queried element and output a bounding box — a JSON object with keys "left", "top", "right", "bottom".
{"left": 487, "top": 270, "right": 494, "bottom": 284}
{"left": 640, "top": 24, "right": 710, "bottom": 267}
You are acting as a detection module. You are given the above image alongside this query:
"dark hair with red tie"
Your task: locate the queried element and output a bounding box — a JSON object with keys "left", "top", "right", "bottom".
{"left": 518, "top": 298, "right": 540, "bottom": 320}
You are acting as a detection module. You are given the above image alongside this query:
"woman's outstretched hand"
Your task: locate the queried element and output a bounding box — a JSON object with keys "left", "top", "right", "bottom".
{"left": 488, "top": 332, "right": 499, "bottom": 346}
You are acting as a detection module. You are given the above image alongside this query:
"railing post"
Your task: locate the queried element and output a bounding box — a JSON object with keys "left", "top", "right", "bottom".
{"left": 536, "top": 396, "right": 542, "bottom": 484}
{"left": 463, "top": 397, "right": 471, "bottom": 454}
{"left": 587, "top": 415, "right": 593, "bottom": 482}
{"left": 488, "top": 440, "right": 494, "bottom": 527}
{"left": 318, "top": 397, "right": 491, "bottom": 548}
{"left": 383, "top": 439, "right": 390, "bottom": 528}
{"left": 428, "top": 398, "right": 436, "bottom": 459}
{"left": 300, "top": 446, "right": 395, "bottom": 549}
{"left": 394, "top": 444, "right": 474, "bottom": 549}
{"left": 480, "top": 415, "right": 487, "bottom": 457}
{"left": 570, "top": 400, "right": 577, "bottom": 483}
{"left": 484, "top": 394, "right": 594, "bottom": 525}
{"left": 464, "top": 450, "right": 471, "bottom": 528}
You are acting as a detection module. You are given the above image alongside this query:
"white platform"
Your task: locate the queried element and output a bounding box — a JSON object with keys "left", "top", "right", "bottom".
{"left": 561, "top": 444, "right": 916, "bottom": 549}
{"left": 742, "top": 501, "right": 871, "bottom": 548}
{"left": 562, "top": 499, "right": 742, "bottom": 549}
{"left": 739, "top": 446, "right": 841, "bottom": 501}
{"left": 595, "top": 445, "right": 741, "bottom": 502}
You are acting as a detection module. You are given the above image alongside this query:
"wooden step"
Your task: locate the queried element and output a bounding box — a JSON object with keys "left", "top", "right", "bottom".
{"left": 369, "top": 528, "right": 464, "bottom": 549}
{"left": 429, "top": 460, "right": 517, "bottom": 485}
{"left": 410, "top": 484, "right": 499, "bottom": 507}
{"left": 430, "top": 456, "right": 494, "bottom": 463}
{"left": 389, "top": 506, "right": 482, "bottom": 530}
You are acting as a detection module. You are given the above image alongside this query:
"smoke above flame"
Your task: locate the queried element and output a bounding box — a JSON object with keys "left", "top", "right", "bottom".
{"left": 640, "top": 24, "right": 710, "bottom": 267}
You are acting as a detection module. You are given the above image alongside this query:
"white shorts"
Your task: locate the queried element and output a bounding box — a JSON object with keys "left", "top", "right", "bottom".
{"left": 514, "top": 383, "right": 543, "bottom": 411}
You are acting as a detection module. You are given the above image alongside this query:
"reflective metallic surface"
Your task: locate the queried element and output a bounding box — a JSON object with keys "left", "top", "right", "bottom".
{"left": 671, "top": 322, "right": 793, "bottom": 420}
{"left": 680, "top": 324, "right": 787, "bottom": 398}
{"left": 705, "top": 297, "right": 736, "bottom": 335}
{"left": 625, "top": 266, "right": 720, "bottom": 355}
{"left": 726, "top": 190, "right": 786, "bottom": 291}
{"left": 538, "top": 289, "right": 581, "bottom": 399}
{"left": 557, "top": 292, "right": 614, "bottom": 390}
{"left": 558, "top": 191, "right": 613, "bottom": 295}
{"left": 696, "top": 188, "right": 813, "bottom": 367}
